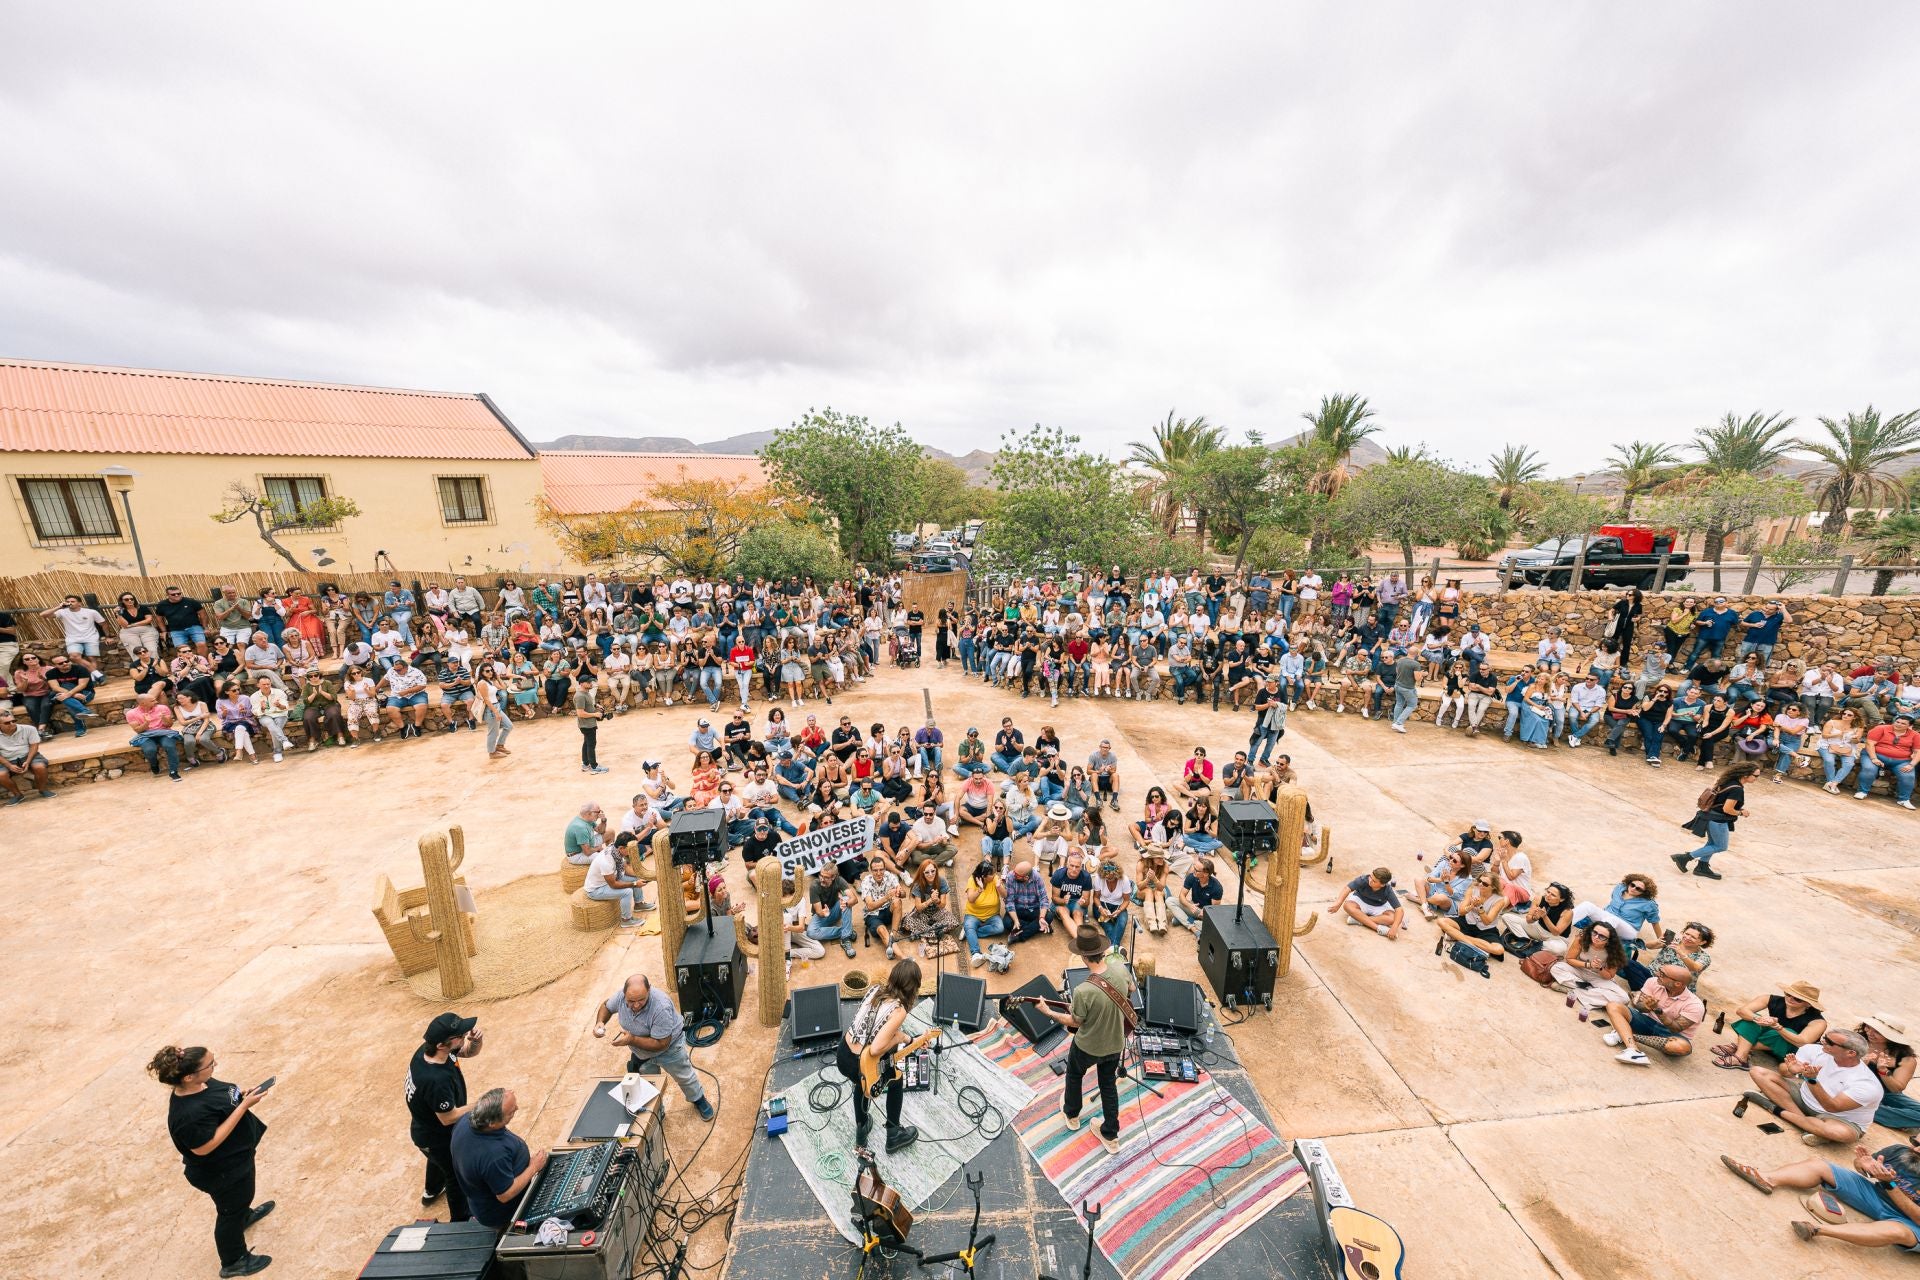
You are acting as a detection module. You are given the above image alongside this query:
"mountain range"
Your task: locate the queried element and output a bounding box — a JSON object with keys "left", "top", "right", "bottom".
{"left": 535, "top": 432, "right": 998, "bottom": 483}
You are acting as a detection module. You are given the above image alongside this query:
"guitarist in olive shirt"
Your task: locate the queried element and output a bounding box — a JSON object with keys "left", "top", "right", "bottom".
{"left": 1035, "top": 925, "right": 1137, "bottom": 1154}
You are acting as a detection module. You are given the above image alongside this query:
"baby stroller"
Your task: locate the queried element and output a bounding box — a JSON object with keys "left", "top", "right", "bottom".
{"left": 895, "top": 633, "right": 922, "bottom": 668}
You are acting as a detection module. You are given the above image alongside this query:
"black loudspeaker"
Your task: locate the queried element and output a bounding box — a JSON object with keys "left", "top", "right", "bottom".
{"left": 935, "top": 973, "right": 987, "bottom": 1032}
{"left": 1000, "top": 975, "right": 1066, "bottom": 1049}
{"left": 788, "top": 983, "right": 842, "bottom": 1049}
{"left": 669, "top": 809, "right": 725, "bottom": 868}
{"left": 674, "top": 917, "right": 746, "bottom": 1020}
{"left": 1199, "top": 906, "right": 1281, "bottom": 1011}
{"left": 1219, "top": 799, "right": 1279, "bottom": 854}
{"left": 1143, "top": 976, "right": 1201, "bottom": 1035}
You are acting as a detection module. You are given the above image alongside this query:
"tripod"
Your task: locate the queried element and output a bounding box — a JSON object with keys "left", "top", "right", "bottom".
{"left": 1038, "top": 1200, "right": 1100, "bottom": 1280}
{"left": 919, "top": 1170, "right": 995, "bottom": 1276}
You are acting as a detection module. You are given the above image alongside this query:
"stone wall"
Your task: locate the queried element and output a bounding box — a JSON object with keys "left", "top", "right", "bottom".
{"left": 1461, "top": 590, "right": 1920, "bottom": 667}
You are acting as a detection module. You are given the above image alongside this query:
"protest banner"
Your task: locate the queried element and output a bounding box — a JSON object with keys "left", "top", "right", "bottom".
{"left": 776, "top": 815, "right": 875, "bottom": 877}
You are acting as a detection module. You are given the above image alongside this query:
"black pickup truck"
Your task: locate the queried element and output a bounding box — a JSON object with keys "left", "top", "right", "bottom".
{"left": 1503, "top": 535, "right": 1690, "bottom": 590}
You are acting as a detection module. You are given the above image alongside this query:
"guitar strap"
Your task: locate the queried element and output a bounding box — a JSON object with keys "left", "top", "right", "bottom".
{"left": 1084, "top": 973, "right": 1140, "bottom": 1035}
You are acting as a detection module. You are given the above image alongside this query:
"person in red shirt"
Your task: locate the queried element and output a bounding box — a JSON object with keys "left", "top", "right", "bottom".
{"left": 728, "top": 641, "right": 757, "bottom": 709}
{"left": 1854, "top": 712, "right": 1919, "bottom": 808}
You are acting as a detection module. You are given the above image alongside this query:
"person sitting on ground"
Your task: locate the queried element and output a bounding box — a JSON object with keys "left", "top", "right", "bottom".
{"left": 1418, "top": 848, "right": 1475, "bottom": 919}
{"left": 899, "top": 807, "right": 955, "bottom": 871}
{"left": 1857, "top": 1015, "right": 1920, "bottom": 1131}
{"left": 857, "top": 858, "right": 903, "bottom": 959}
{"left": 1031, "top": 802, "right": 1073, "bottom": 871}
{"left": 901, "top": 858, "right": 957, "bottom": 958}
{"left": 1169, "top": 855, "right": 1224, "bottom": 933}
{"left": 1573, "top": 872, "right": 1662, "bottom": 947}
{"left": 639, "top": 759, "right": 683, "bottom": 817}
{"left": 807, "top": 861, "right": 858, "bottom": 959}
{"left": 1501, "top": 881, "right": 1575, "bottom": 955}
{"left": 953, "top": 726, "right": 989, "bottom": 777}
{"left": 1434, "top": 871, "right": 1508, "bottom": 960}
{"left": 1550, "top": 920, "right": 1630, "bottom": 1013}
{"left": 1001, "top": 859, "right": 1049, "bottom": 942}
{"left": 1091, "top": 857, "right": 1134, "bottom": 947}
{"left": 1719, "top": 1137, "right": 1920, "bottom": 1257}
{"left": 961, "top": 858, "right": 1007, "bottom": 967}
{"left": 1599, "top": 963, "right": 1705, "bottom": 1066}
{"left": 1625, "top": 920, "right": 1715, "bottom": 991}
{"left": 1744, "top": 1029, "right": 1886, "bottom": 1147}
{"left": 1050, "top": 848, "right": 1096, "bottom": 940}
{"left": 1327, "top": 866, "right": 1405, "bottom": 940}
{"left": 1180, "top": 746, "right": 1216, "bottom": 813}
{"left": 1716, "top": 982, "right": 1829, "bottom": 1069}
{"left": 1130, "top": 786, "right": 1174, "bottom": 850}
{"left": 782, "top": 879, "right": 825, "bottom": 961}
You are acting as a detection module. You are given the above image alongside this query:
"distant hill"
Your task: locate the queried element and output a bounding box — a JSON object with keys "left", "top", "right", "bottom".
{"left": 535, "top": 432, "right": 996, "bottom": 484}
{"left": 1272, "top": 432, "right": 1393, "bottom": 470}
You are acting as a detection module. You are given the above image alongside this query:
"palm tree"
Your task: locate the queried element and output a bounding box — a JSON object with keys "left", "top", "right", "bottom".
{"left": 1863, "top": 512, "right": 1920, "bottom": 596}
{"left": 1794, "top": 406, "right": 1920, "bottom": 534}
{"left": 1299, "top": 394, "right": 1379, "bottom": 498}
{"left": 1487, "top": 444, "right": 1546, "bottom": 510}
{"left": 1604, "top": 440, "right": 1681, "bottom": 520}
{"left": 1128, "top": 411, "right": 1222, "bottom": 542}
{"left": 1384, "top": 443, "right": 1431, "bottom": 464}
{"left": 1675, "top": 411, "right": 1797, "bottom": 588}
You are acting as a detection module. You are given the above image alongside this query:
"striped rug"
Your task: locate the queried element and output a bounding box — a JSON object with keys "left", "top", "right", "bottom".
{"left": 970, "top": 1022, "right": 1308, "bottom": 1280}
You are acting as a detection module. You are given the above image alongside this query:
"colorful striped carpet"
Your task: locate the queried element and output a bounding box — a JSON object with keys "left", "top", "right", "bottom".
{"left": 970, "top": 1022, "right": 1308, "bottom": 1280}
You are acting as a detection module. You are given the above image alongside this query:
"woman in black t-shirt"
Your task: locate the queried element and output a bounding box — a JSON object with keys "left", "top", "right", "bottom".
{"left": 149, "top": 1044, "right": 273, "bottom": 1276}
{"left": 1674, "top": 762, "right": 1755, "bottom": 881}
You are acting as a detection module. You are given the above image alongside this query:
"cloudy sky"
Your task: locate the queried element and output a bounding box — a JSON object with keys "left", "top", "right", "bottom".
{"left": 4, "top": 4, "right": 1916, "bottom": 469}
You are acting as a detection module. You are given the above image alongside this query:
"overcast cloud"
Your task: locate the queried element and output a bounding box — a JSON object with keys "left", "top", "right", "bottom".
{"left": 3, "top": 4, "right": 1917, "bottom": 469}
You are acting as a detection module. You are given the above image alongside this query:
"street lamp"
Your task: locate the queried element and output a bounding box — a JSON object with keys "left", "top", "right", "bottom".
{"left": 1573, "top": 472, "right": 1588, "bottom": 497}
{"left": 99, "top": 465, "right": 146, "bottom": 578}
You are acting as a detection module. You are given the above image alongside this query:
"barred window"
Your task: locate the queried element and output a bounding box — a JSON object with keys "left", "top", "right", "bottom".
{"left": 438, "top": 476, "right": 491, "bottom": 524}
{"left": 20, "top": 477, "right": 120, "bottom": 542}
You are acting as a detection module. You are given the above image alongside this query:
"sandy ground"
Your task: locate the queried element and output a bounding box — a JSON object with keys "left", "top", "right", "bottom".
{"left": 4, "top": 660, "right": 1918, "bottom": 1280}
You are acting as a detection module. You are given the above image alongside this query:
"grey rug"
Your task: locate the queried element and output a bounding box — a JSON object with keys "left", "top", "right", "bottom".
{"left": 774, "top": 998, "right": 1035, "bottom": 1243}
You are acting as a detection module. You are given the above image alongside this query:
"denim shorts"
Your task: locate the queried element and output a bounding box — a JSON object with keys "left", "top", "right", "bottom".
{"left": 169, "top": 626, "right": 207, "bottom": 647}
{"left": 387, "top": 692, "right": 428, "bottom": 709}
{"left": 1826, "top": 1164, "right": 1920, "bottom": 1250}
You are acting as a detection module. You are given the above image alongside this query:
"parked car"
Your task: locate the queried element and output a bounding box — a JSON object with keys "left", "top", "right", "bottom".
{"left": 1503, "top": 525, "right": 1691, "bottom": 590}
{"left": 889, "top": 532, "right": 918, "bottom": 553}
{"left": 911, "top": 553, "right": 962, "bottom": 574}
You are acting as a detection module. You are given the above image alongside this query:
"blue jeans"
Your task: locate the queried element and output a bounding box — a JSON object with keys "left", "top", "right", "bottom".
{"left": 954, "top": 760, "right": 989, "bottom": 777}
{"left": 1502, "top": 701, "right": 1523, "bottom": 739}
{"left": 963, "top": 912, "right": 1007, "bottom": 955}
{"left": 1171, "top": 666, "right": 1201, "bottom": 701}
{"left": 1856, "top": 755, "right": 1917, "bottom": 801}
{"left": 958, "top": 637, "right": 976, "bottom": 671}
{"left": 1035, "top": 776, "right": 1063, "bottom": 805}
{"left": 777, "top": 782, "right": 810, "bottom": 804}
{"left": 1011, "top": 814, "right": 1040, "bottom": 838}
{"left": 1774, "top": 732, "right": 1803, "bottom": 775}
{"left": 631, "top": 1038, "right": 707, "bottom": 1104}
{"left": 1687, "top": 818, "right": 1730, "bottom": 864}
{"left": 1099, "top": 910, "right": 1130, "bottom": 947}
{"left": 132, "top": 729, "right": 183, "bottom": 774}
{"left": 1739, "top": 641, "right": 1776, "bottom": 665}
{"left": 1187, "top": 833, "right": 1224, "bottom": 854}
{"left": 1570, "top": 710, "right": 1604, "bottom": 741}
{"left": 1820, "top": 748, "right": 1858, "bottom": 788}
{"left": 991, "top": 751, "right": 1023, "bottom": 774}
{"left": 1391, "top": 686, "right": 1418, "bottom": 727}
{"left": 750, "top": 806, "right": 797, "bottom": 835}
{"left": 699, "top": 667, "right": 722, "bottom": 705}
{"left": 807, "top": 915, "right": 854, "bottom": 943}
{"left": 388, "top": 610, "right": 414, "bottom": 644}
{"left": 919, "top": 746, "right": 944, "bottom": 774}
{"left": 981, "top": 834, "right": 1014, "bottom": 863}
{"left": 1250, "top": 725, "right": 1283, "bottom": 763}
{"left": 586, "top": 883, "right": 636, "bottom": 921}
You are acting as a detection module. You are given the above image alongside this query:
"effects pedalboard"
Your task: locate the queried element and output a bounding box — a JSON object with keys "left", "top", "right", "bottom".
{"left": 1136, "top": 1032, "right": 1189, "bottom": 1055}
{"left": 1140, "top": 1057, "right": 1199, "bottom": 1083}
{"left": 901, "top": 1049, "right": 935, "bottom": 1092}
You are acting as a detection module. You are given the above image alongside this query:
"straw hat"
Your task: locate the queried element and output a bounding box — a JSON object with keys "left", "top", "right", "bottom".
{"left": 1781, "top": 980, "right": 1822, "bottom": 1006}
{"left": 1861, "top": 1013, "right": 1907, "bottom": 1043}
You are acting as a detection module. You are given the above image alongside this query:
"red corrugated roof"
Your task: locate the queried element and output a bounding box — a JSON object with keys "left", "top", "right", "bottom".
{"left": 0, "top": 358, "right": 535, "bottom": 460}
{"left": 539, "top": 452, "right": 769, "bottom": 515}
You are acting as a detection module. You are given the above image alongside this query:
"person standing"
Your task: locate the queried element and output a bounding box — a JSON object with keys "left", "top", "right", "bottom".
{"left": 575, "top": 671, "right": 608, "bottom": 774}
{"left": 1034, "top": 925, "right": 1136, "bottom": 1154}
{"left": 590, "top": 975, "right": 715, "bottom": 1120}
{"left": 449, "top": 1089, "right": 546, "bottom": 1232}
{"left": 836, "top": 958, "right": 923, "bottom": 1153}
{"left": 1249, "top": 677, "right": 1288, "bottom": 763}
{"left": 406, "top": 1013, "right": 484, "bottom": 1221}
{"left": 1673, "top": 762, "right": 1756, "bottom": 881}
{"left": 148, "top": 1044, "right": 275, "bottom": 1277}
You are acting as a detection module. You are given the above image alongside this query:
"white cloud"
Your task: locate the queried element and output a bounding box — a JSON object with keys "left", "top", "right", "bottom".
{"left": 2, "top": 2, "right": 1916, "bottom": 468}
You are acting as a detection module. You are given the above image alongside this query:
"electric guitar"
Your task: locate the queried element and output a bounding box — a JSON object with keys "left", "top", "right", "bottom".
{"left": 858, "top": 1028, "right": 938, "bottom": 1099}
{"left": 1328, "top": 1207, "right": 1404, "bottom": 1280}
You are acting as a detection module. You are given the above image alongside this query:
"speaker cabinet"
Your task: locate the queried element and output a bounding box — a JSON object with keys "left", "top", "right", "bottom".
{"left": 935, "top": 972, "right": 988, "bottom": 1032}
{"left": 674, "top": 917, "right": 746, "bottom": 1020}
{"left": 1199, "top": 906, "right": 1280, "bottom": 1010}
{"left": 788, "top": 983, "right": 842, "bottom": 1049}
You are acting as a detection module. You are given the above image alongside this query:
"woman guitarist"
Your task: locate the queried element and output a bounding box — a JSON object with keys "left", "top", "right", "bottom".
{"left": 838, "top": 959, "right": 923, "bottom": 1155}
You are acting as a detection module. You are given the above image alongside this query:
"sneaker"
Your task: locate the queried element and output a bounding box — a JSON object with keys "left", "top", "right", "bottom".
{"left": 420, "top": 1188, "right": 443, "bottom": 1207}
{"left": 618, "top": 917, "right": 641, "bottom": 929}
{"left": 1100, "top": 1135, "right": 1121, "bottom": 1154}
{"left": 885, "top": 943, "right": 896, "bottom": 959}
{"left": 695, "top": 1097, "right": 716, "bottom": 1122}
{"left": 1375, "top": 924, "right": 1391, "bottom": 937}
{"left": 840, "top": 939, "right": 856, "bottom": 959}
{"left": 272, "top": 752, "right": 283, "bottom": 763}
{"left": 1343, "top": 914, "right": 1357, "bottom": 927}
{"left": 1854, "top": 792, "right": 1867, "bottom": 800}
{"left": 219, "top": 1256, "right": 272, "bottom": 1278}
{"left": 1601, "top": 1031, "right": 1624, "bottom": 1047}
{"left": 1360, "top": 708, "right": 1371, "bottom": 719}
{"left": 1392, "top": 724, "right": 1406, "bottom": 734}
{"left": 971, "top": 952, "right": 988, "bottom": 967}
{"left": 1901, "top": 800, "right": 1916, "bottom": 810}
{"left": 245, "top": 1201, "right": 276, "bottom": 1228}
{"left": 1616, "top": 1048, "right": 1650, "bottom": 1065}
{"left": 1063, "top": 1112, "right": 1083, "bottom": 1131}
{"left": 1569, "top": 738, "right": 1581, "bottom": 749}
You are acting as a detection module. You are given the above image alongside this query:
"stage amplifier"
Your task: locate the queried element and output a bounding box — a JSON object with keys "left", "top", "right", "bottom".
{"left": 1218, "top": 799, "right": 1279, "bottom": 853}
{"left": 788, "top": 983, "right": 843, "bottom": 1050}
{"left": 935, "top": 972, "right": 988, "bottom": 1032}
{"left": 668, "top": 808, "right": 725, "bottom": 867}
{"left": 675, "top": 916, "right": 746, "bottom": 1020}
{"left": 1199, "top": 906, "right": 1280, "bottom": 1010}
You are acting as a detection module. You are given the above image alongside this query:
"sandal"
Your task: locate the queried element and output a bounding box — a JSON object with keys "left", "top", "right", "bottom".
{"left": 1713, "top": 1057, "right": 1751, "bottom": 1070}
{"left": 1720, "top": 1154, "right": 1774, "bottom": 1194}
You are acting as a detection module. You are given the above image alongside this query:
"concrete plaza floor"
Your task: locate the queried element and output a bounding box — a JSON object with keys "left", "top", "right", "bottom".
{"left": 2, "top": 660, "right": 1916, "bottom": 1279}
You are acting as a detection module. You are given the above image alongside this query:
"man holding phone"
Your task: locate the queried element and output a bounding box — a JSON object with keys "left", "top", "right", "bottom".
{"left": 406, "top": 1012, "right": 484, "bottom": 1222}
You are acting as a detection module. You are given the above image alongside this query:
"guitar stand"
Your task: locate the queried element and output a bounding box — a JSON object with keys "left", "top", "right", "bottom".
{"left": 1038, "top": 1200, "right": 1101, "bottom": 1280}
{"left": 920, "top": 1171, "right": 995, "bottom": 1276}
{"left": 854, "top": 1202, "right": 923, "bottom": 1279}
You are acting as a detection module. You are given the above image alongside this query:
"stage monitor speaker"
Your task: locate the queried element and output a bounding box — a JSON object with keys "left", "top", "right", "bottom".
{"left": 668, "top": 809, "right": 725, "bottom": 868}
{"left": 673, "top": 916, "right": 746, "bottom": 1020}
{"left": 1143, "top": 975, "right": 1201, "bottom": 1035}
{"left": 1219, "top": 799, "right": 1279, "bottom": 853}
{"left": 935, "top": 972, "right": 988, "bottom": 1032}
{"left": 789, "top": 983, "right": 843, "bottom": 1049}
{"left": 1199, "top": 906, "right": 1281, "bottom": 1010}
{"left": 1000, "top": 975, "right": 1066, "bottom": 1049}
{"left": 1063, "top": 965, "right": 1089, "bottom": 993}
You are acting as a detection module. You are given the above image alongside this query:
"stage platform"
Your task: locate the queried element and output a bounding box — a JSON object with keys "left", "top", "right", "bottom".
{"left": 728, "top": 993, "right": 1335, "bottom": 1280}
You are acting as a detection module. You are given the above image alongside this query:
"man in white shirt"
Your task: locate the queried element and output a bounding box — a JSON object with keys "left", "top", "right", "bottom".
{"left": 40, "top": 595, "right": 108, "bottom": 658}
{"left": 899, "top": 810, "right": 955, "bottom": 871}
{"left": 1567, "top": 674, "right": 1609, "bottom": 748}
{"left": 1746, "top": 1030, "right": 1885, "bottom": 1144}
{"left": 584, "top": 841, "right": 646, "bottom": 928}
{"left": 378, "top": 658, "right": 432, "bottom": 738}
{"left": 1298, "top": 571, "right": 1322, "bottom": 617}
{"left": 619, "top": 794, "right": 665, "bottom": 840}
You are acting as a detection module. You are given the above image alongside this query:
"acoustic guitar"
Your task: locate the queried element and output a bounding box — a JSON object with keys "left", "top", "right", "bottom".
{"left": 851, "top": 1147, "right": 913, "bottom": 1244}
{"left": 858, "top": 1028, "right": 938, "bottom": 1099}
{"left": 1328, "top": 1206, "right": 1404, "bottom": 1280}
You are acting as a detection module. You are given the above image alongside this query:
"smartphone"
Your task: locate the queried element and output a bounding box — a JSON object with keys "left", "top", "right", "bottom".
{"left": 253, "top": 1077, "right": 277, "bottom": 1094}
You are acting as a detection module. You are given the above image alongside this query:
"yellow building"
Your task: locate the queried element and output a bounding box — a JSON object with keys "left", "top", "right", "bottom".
{"left": 0, "top": 358, "right": 566, "bottom": 577}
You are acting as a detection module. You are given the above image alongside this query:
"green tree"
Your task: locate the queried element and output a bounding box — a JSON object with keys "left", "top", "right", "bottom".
{"left": 761, "top": 408, "right": 926, "bottom": 564}
{"left": 1127, "top": 411, "right": 1222, "bottom": 541}
{"left": 1384, "top": 443, "right": 1431, "bottom": 464}
{"left": 1328, "top": 458, "right": 1485, "bottom": 569}
{"left": 1299, "top": 393, "right": 1379, "bottom": 554}
{"left": 1455, "top": 504, "right": 1515, "bottom": 561}
{"left": 1604, "top": 440, "right": 1682, "bottom": 520}
{"left": 1174, "top": 439, "right": 1302, "bottom": 574}
{"left": 1487, "top": 444, "right": 1547, "bottom": 510}
{"left": 211, "top": 481, "right": 362, "bottom": 574}
{"left": 1793, "top": 406, "right": 1920, "bottom": 532}
{"left": 914, "top": 457, "right": 999, "bottom": 530}
{"left": 1863, "top": 513, "right": 1920, "bottom": 597}
{"left": 1637, "top": 474, "right": 1808, "bottom": 588}
{"left": 984, "top": 424, "right": 1159, "bottom": 576}
{"left": 1662, "top": 412, "right": 1799, "bottom": 588}
{"left": 732, "top": 522, "right": 850, "bottom": 584}
{"left": 1762, "top": 537, "right": 1839, "bottom": 593}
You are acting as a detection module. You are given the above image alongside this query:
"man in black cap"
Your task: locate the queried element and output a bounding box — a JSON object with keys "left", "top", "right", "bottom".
{"left": 405, "top": 1012, "right": 484, "bottom": 1221}
{"left": 1033, "top": 924, "right": 1136, "bottom": 1154}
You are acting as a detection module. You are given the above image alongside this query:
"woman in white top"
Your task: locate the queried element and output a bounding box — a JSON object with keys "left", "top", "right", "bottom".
{"left": 474, "top": 662, "right": 513, "bottom": 760}
{"left": 836, "top": 960, "right": 923, "bottom": 1149}
{"left": 342, "top": 666, "right": 382, "bottom": 742}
